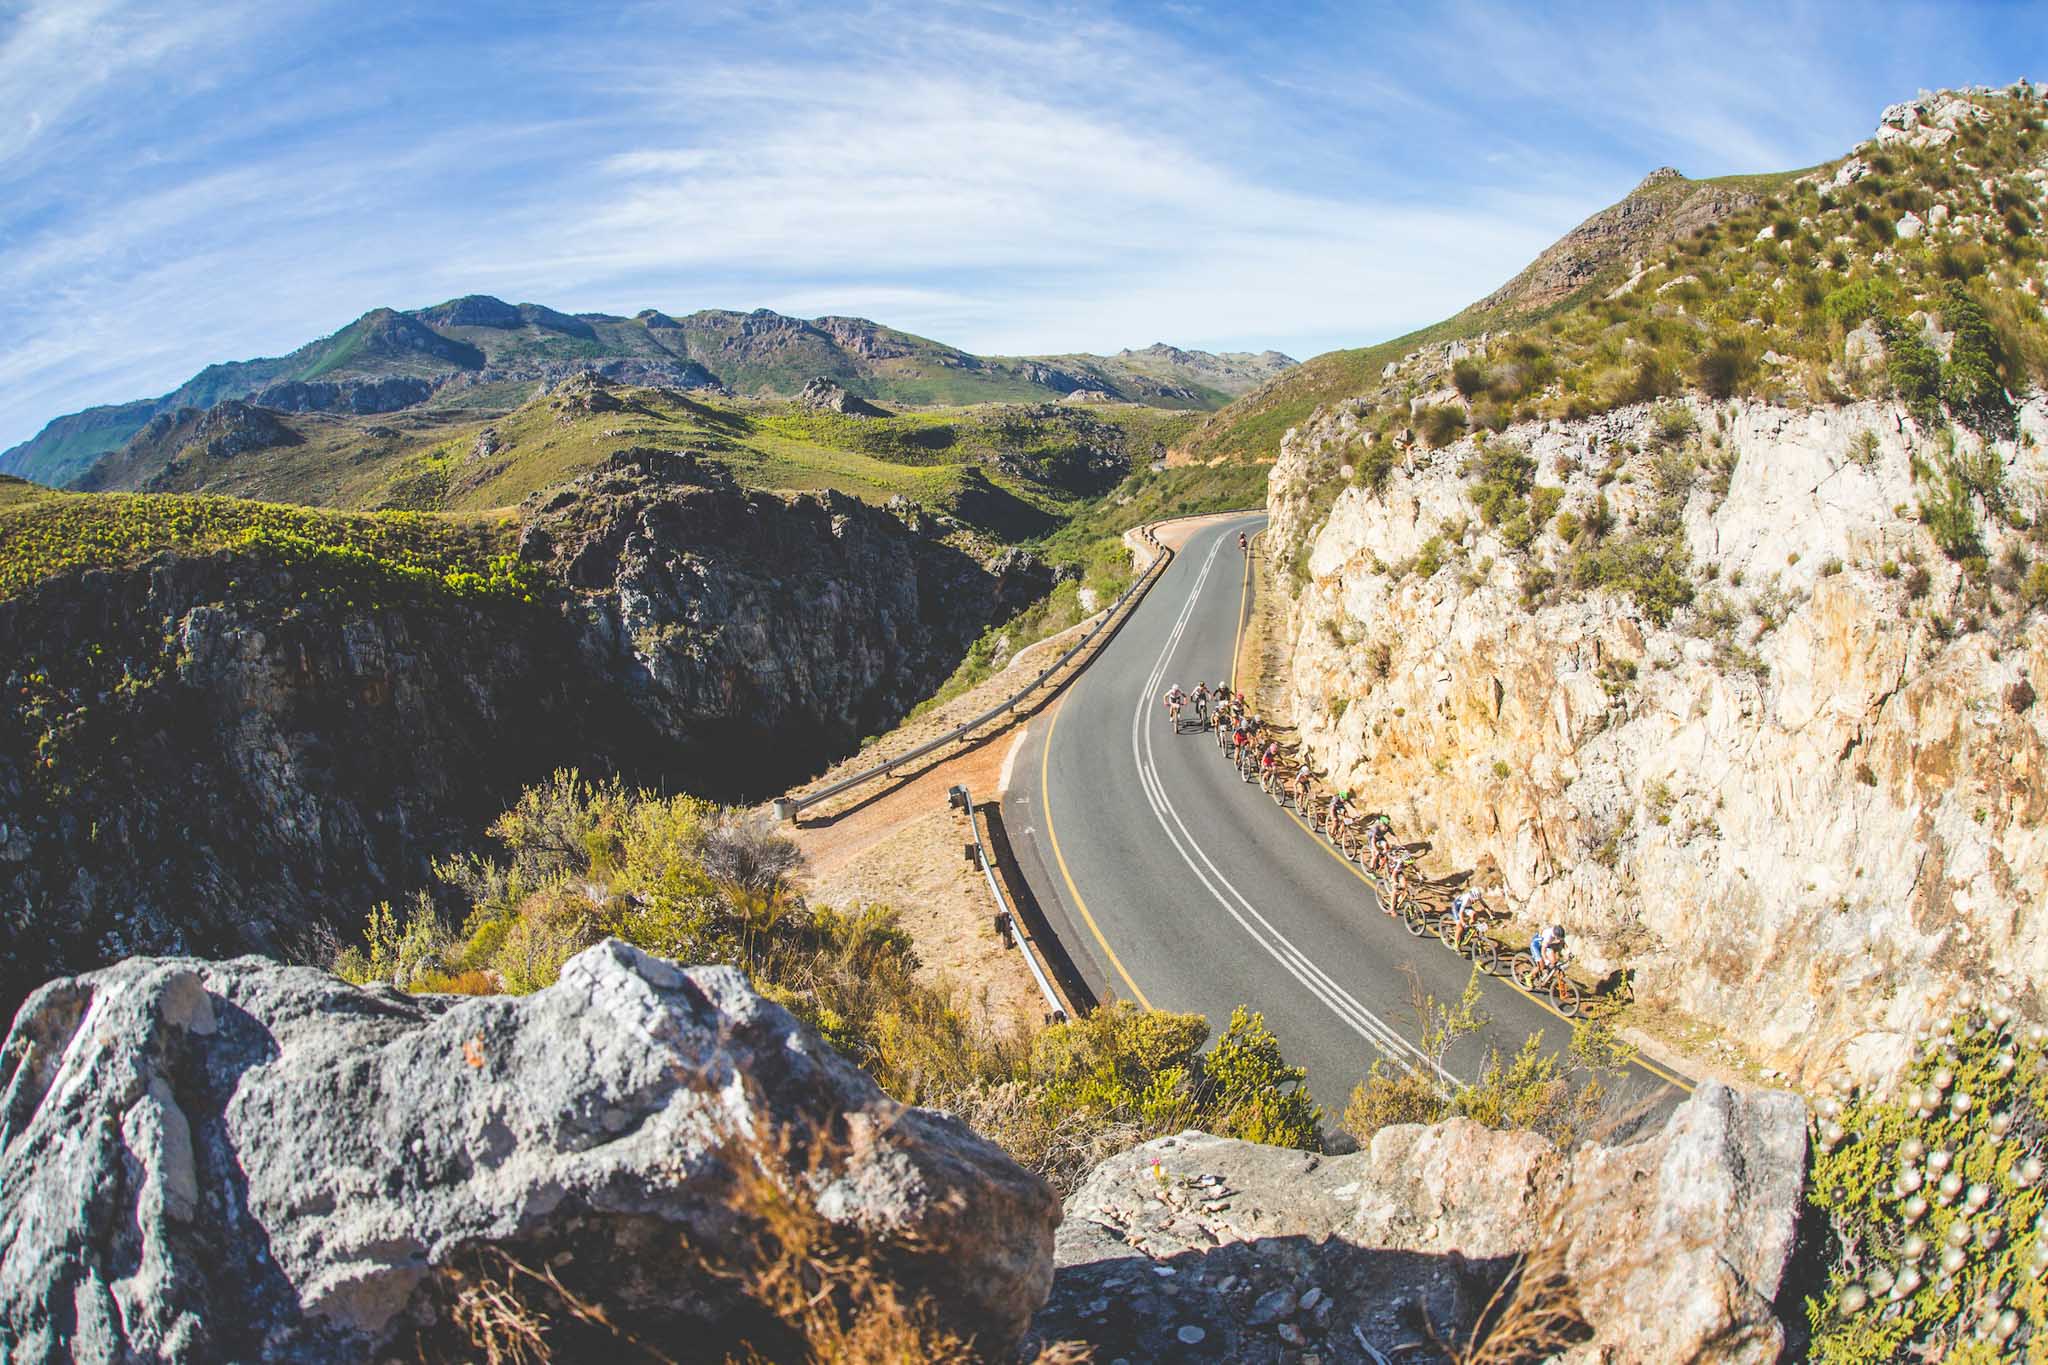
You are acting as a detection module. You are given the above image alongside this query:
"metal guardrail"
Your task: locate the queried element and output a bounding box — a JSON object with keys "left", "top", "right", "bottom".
{"left": 951, "top": 783, "right": 1066, "bottom": 1022}
{"left": 777, "top": 524, "right": 1167, "bottom": 818}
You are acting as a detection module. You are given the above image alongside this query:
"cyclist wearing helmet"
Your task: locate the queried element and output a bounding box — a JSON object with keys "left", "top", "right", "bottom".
{"left": 1192, "top": 681, "right": 1210, "bottom": 727}
{"left": 1531, "top": 923, "right": 1567, "bottom": 972}
{"left": 1238, "top": 531, "right": 1249, "bottom": 554}
{"left": 1163, "top": 683, "right": 1186, "bottom": 730}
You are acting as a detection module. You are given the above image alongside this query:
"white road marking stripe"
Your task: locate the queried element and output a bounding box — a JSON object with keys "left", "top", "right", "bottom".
{"left": 1124, "top": 522, "right": 1460, "bottom": 1086}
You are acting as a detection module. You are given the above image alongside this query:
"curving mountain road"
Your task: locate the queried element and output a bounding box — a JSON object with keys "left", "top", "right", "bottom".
{"left": 1003, "top": 513, "right": 1690, "bottom": 1123}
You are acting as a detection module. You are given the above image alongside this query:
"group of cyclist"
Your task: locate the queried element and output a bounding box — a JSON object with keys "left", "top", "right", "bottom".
{"left": 1158, "top": 675, "right": 1575, "bottom": 995}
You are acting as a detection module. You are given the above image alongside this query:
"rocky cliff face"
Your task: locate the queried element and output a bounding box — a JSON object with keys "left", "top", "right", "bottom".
{"left": 0, "top": 452, "right": 1041, "bottom": 1016}
{"left": 0, "top": 941, "right": 1057, "bottom": 1362}
{"left": 1269, "top": 387, "right": 2048, "bottom": 1086}
{"left": 1032, "top": 1083, "right": 1807, "bottom": 1362}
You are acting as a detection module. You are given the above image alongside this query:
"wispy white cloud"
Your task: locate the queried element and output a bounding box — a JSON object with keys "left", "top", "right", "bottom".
{"left": 0, "top": 0, "right": 2039, "bottom": 453}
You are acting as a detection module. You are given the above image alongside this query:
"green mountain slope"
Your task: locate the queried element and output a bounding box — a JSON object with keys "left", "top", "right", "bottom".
{"left": 2, "top": 300, "right": 1293, "bottom": 488}
{"left": 65, "top": 370, "right": 1198, "bottom": 546}
{"left": 1178, "top": 150, "right": 1888, "bottom": 464}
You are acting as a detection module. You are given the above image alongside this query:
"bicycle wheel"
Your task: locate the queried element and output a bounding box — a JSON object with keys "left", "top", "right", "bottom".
{"left": 1402, "top": 902, "right": 1430, "bottom": 936}
{"left": 1435, "top": 917, "right": 1460, "bottom": 947}
{"left": 1474, "top": 936, "right": 1502, "bottom": 975}
{"left": 1552, "top": 977, "right": 1582, "bottom": 1017}
{"left": 1510, "top": 957, "right": 1536, "bottom": 990}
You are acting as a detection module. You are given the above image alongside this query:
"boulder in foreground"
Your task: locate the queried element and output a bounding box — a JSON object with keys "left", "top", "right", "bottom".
{"left": 0, "top": 940, "right": 1057, "bottom": 1362}
{"left": 1034, "top": 1083, "right": 1806, "bottom": 1362}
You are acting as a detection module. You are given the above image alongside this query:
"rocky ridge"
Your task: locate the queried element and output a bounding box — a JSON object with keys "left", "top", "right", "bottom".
{"left": 1470, "top": 167, "right": 1767, "bottom": 317}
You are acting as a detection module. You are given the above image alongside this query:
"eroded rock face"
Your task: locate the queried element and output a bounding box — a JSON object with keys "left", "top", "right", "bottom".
{"left": 0, "top": 941, "right": 1058, "bottom": 1362}
{"left": 1030, "top": 1084, "right": 1804, "bottom": 1363}
{"left": 518, "top": 450, "right": 1050, "bottom": 768}
{"left": 1269, "top": 393, "right": 2048, "bottom": 1085}
{"left": 0, "top": 453, "right": 1039, "bottom": 1016}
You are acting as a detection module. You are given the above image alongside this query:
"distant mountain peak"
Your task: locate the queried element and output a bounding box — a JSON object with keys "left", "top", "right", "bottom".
{"left": 1, "top": 301, "right": 1294, "bottom": 488}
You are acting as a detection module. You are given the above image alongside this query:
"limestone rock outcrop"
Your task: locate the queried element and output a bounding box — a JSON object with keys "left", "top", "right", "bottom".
{"left": 1269, "top": 391, "right": 2048, "bottom": 1085}
{"left": 0, "top": 941, "right": 1058, "bottom": 1362}
{"left": 1030, "top": 1083, "right": 1806, "bottom": 1362}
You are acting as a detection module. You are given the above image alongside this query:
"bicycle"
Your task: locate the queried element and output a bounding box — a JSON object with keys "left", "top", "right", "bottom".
{"left": 1396, "top": 892, "right": 1437, "bottom": 936}
{"left": 1439, "top": 911, "right": 1504, "bottom": 974}
{"left": 1168, "top": 700, "right": 1184, "bottom": 733}
{"left": 1511, "top": 951, "right": 1583, "bottom": 1016}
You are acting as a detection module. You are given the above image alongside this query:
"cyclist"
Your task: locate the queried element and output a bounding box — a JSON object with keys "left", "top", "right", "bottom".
{"left": 1384, "top": 849, "right": 1409, "bottom": 913}
{"left": 1448, "top": 886, "right": 1484, "bottom": 932}
{"left": 1163, "top": 683, "right": 1186, "bottom": 731}
{"left": 1530, "top": 924, "right": 1567, "bottom": 974}
{"left": 1289, "top": 761, "right": 1313, "bottom": 807}
{"left": 1231, "top": 719, "right": 1250, "bottom": 767}
{"left": 1238, "top": 531, "right": 1249, "bottom": 554}
{"left": 1192, "top": 681, "right": 1210, "bottom": 727}
{"left": 1368, "top": 814, "right": 1394, "bottom": 873}
{"left": 1259, "top": 739, "right": 1280, "bottom": 788}
{"left": 1327, "top": 788, "right": 1353, "bottom": 833}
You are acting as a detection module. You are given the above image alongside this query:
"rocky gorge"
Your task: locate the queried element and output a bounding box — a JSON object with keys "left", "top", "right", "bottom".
{"left": 1268, "top": 377, "right": 2048, "bottom": 1088}
{"left": 0, "top": 451, "right": 1048, "bottom": 1019}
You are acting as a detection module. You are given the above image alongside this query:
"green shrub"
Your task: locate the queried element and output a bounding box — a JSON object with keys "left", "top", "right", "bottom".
{"left": 1651, "top": 402, "right": 1699, "bottom": 447}
{"left": 1415, "top": 534, "right": 1447, "bottom": 579}
{"left": 1697, "top": 336, "right": 1755, "bottom": 399}
{"left": 1452, "top": 358, "right": 1489, "bottom": 399}
{"left": 1470, "top": 443, "right": 1537, "bottom": 527}
{"left": 1356, "top": 439, "right": 1396, "bottom": 494}
{"left": 1419, "top": 403, "right": 1469, "bottom": 448}
{"left": 1920, "top": 467, "right": 1983, "bottom": 561}
{"left": 1823, "top": 278, "right": 1898, "bottom": 327}
{"left": 0, "top": 491, "right": 536, "bottom": 604}
{"left": 1805, "top": 1006, "right": 2048, "bottom": 1361}
{"left": 1884, "top": 320, "right": 1947, "bottom": 426}
{"left": 1343, "top": 971, "right": 1639, "bottom": 1148}
{"left": 1941, "top": 283, "right": 2018, "bottom": 438}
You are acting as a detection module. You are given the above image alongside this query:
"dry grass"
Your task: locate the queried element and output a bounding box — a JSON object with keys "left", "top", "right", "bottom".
{"left": 430, "top": 1100, "right": 1092, "bottom": 1365}
{"left": 1448, "top": 1204, "right": 1592, "bottom": 1364}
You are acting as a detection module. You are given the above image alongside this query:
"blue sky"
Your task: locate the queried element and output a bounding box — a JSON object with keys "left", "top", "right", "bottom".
{"left": 2, "top": 0, "right": 2044, "bottom": 450}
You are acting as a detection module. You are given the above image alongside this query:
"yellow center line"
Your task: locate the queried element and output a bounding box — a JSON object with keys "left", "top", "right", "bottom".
{"left": 1039, "top": 634, "right": 1153, "bottom": 1012}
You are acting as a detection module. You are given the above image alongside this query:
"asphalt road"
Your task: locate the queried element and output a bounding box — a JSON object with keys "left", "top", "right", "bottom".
{"left": 1002, "top": 513, "right": 1691, "bottom": 1127}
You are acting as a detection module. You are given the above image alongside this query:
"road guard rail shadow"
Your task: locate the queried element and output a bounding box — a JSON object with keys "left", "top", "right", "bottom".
{"left": 775, "top": 523, "right": 1169, "bottom": 824}
{"left": 980, "top": 801, "right": 1099, "bottom": 1015}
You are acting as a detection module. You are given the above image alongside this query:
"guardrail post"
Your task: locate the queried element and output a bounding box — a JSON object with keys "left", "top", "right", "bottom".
{"left": 773, "top": 797, "right": 798, "bottom": 822}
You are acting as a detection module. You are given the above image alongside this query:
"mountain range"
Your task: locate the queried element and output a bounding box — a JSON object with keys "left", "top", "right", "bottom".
{"left": 1, "top": 301, "right": 1295, "bottom": 487}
